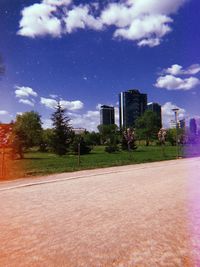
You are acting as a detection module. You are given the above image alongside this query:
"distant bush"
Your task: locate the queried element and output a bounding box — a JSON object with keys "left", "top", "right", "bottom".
{"left": 105, "top": 145, "right": 119, "bottom": 153}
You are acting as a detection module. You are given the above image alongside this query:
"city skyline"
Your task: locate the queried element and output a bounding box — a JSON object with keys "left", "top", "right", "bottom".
{"left": 1, "top": 0, "right": 200, "bottom": 131}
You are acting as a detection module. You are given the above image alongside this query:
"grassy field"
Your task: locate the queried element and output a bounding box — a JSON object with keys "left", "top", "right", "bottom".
{"left": 1, "top": 145, "right": 180, "bottom": 180}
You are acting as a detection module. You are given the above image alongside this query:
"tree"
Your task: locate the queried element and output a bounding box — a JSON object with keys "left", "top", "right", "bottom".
{"left": 39, "top": 128, "right": 54, "bottom": 152}
{"left": 84, "top": 131, "right": 101, "bottom": 146}
{"left": 97, "top": 124, "right": 118, "bottom": 144}
{"left": 71, "top": 135, "right": 91, "bottom": 155}
{"left": 51, "top": 103, "right": 73, "bottom": 155}
{"left": 135, "top": 110, "right": 161, "bottom": 146}
{"left": 98, "top": 124, "right": 120, "bottom": 153}
{"left": 121, "top": 128, "right": 137, "bottom": 151}
{"left": 12, "top": 111, "right": 42, "bottom": 157}
{"left": 166, "top": 128, "right": 185, "bottom": 146}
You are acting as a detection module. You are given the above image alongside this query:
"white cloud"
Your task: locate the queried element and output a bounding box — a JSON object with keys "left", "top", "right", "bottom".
{"left": 42, "top": 118, "right": 53, "bottom": 129}
{"left": 162, "top": 102, "right": 186, "bottom": 128}
{"left": 18, "top": 3, "right": 62, "bottom": 38}
{"left": 165, "top": 64, "right": 200, "bottom": 75}
{"left": 113, "top": 14, "right": 172, "bottom": 47}
{"left": 43, "top": 0, "right": 72, "bottom": 6}
{"left": 186, "top": 64, "right": 200, "bottom": 75}
{"left": 126, "top": 0, "right": 187, "bottom": 16}
{"left": 70, "top": 110, "right": 100, "bottom": 132}
{"left": 49, "top": 94, "right": 58, "bottom": 99}
{"left": 138, "top": 38, "right": 160, "bottom": 47}
{"left": 64, "top": 5, "right": 103, "bottom": 33}
{"left": 0, "top": 110, "right": 8, "bottom": 115}
{"left": 15, "top": 86, "right": 38, "bottom": 98}
{"left": 155, "top": 75, "right": 200, "bottom": 90}
{"left": 40, "top": 97, "right": 57, "bottom": 109}
{"left": 96, "top": 103, "right": 102, "bottom": 110}
{"left": 165, "top": 64, "right": 183, "bottom": 75}
{"left": 60, "top": 100, "right": 84, "bottom": 110}
{"left": 17, "top": 0, "right": 188, "bottom": 47}
{"left": 19, "top": 99, "right": 35, "bottom": 106}
{"left": 40, "top": 97, "right": 84, "bottom": 110}
{"left": 100, "top": 0, "right": 186, "bottom": 46}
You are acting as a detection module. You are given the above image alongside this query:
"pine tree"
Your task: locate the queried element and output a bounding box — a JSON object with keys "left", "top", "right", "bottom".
{"left": 51, "top": 103, "right": 73, "bottom": 155}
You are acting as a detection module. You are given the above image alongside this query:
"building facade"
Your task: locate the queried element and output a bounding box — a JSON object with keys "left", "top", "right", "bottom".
{"left": 119, "top": 89, "right": 147, "bottom": 129}
{"left": 147, "top": 102, "right": 162, "bottom": 127}
{"left": 100, "top": 105, "right": 115, "bottom": 125}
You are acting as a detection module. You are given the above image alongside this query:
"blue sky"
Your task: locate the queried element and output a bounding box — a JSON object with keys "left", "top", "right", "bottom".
{"left": 0, "top": 0, "right": 200, "bottom": 130}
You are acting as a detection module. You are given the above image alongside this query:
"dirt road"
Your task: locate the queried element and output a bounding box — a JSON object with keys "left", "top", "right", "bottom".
{"left": 0, "top": 158, "right": 200, "bottom": 266}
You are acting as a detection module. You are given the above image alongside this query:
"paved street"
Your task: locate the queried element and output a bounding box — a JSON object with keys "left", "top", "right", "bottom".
{"left": 1, "top": 158, "right": 200, "bottom": 266}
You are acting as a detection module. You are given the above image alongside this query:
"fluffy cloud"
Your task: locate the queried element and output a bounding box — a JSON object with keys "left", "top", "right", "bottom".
{"left": 18, "top": 3, "right": 62, "bottom": 38}
{"left": 18, "top": 0, "right": 188, "bottom": 47}
{"left": 165, "top": 64, "right": 200, "bottom": 75}
{"left": 161, "top": 102, "right": 186, "bottom": 127}
{"left": 43, "top": 0, "right": 72, "bottom": 6}
{"left": 19, "top": 99, "right": 35, "bottom": 106}
{"left": 60, "top": 100, "right": 84, "bottom": 110}
{"left": 15, "top": 86, "right": 38, "bottom": 98}
{"left": 113, "top": 14, "right": 172, "bottom": 46}
{"left": 70, "top": 110, "right": 100, "bottom": 132}
{"left": 64, "top": 5, "right": 103, "bottom": 33}
{"left": 42, "top": 118, "right": 53, "bottom": 129}
{"left": 155, "top": 63, "right": 200, "bottom": 90}
{"left": 0, "top": 110, "right": 8, "bottom": 115}
{"left": 126, "top": 0, "right": 187, "bottom": 15}
{"left": 40, "top": 97, "right": 57, "bottom": 109}
{"left": 40, "top": 97, "right": 84, "bottom": 110}
{"left": 155, "top": 75, "right": 200, "bottom": 90}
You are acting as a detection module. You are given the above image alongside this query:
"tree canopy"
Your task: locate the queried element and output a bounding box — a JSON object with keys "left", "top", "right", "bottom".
{"left": 51, "top": 103, "right": 73, "bottom": 155}
{"left": 12, "top": 111, "right": 42, "bottom": 158}
{"left": 135, "top": 110, "right": 161, "bottom": 146}
{"left": 13, "top": 111, "right": 42, "bottom": 149}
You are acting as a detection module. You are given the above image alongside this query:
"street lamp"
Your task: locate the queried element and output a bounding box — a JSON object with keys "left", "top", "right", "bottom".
{"left": 172, "top": 108, "right": 179, "bottom": 158}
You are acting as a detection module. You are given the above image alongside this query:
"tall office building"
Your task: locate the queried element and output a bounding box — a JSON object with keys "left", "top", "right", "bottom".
{"left": 119, "top": 89, "right": 147, "bottom": 129}
{"left": 100, "top": 105, "right": 115, "bottom": 125}
{"left": 189, "top": 118, "right": 197, "bottom": 135}
{"left": 147, "top": 102, "right": 162, "bottom": 127}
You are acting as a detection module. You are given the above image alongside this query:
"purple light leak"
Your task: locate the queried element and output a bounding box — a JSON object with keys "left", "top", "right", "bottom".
{"left": 184, "top": 135, "right": 200, "bottom": 265}
{"left": 187, "top": 158, "right": 200, "bottom": 266}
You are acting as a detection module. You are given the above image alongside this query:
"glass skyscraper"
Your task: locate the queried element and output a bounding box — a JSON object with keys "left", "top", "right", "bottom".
{"left": 147, "top": 102, "right": 162, "bottom": 128}
{"left": 100, "top": 105, "right": 115, "bottom": 125}
{"left": 119, "top": 89, "right": 147, "bottom": 129}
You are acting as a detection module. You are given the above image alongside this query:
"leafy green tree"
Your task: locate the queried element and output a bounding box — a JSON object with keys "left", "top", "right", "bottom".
{"left": 166, "top": 128, "right": 185, "bottom": 146}
{"left": 84, "top": 131, "right": 101, "bottom": 146}
{"left": 135, "top": 110, "right": 161, "bottom": 146}
{"left": 12, "top": 111, "right": 42, "bottom": 157}
{"left": 98, "top": 124, "right": 120, "bottom": 152}
{"left": 51, "top": 103, "right": 73, "bottom": 155}
{"left": 39, "top": 128, "right": 54, "bottom": 152}
{"left": 166, "top": 128, "right": 176, "bottom": 146}
{"left": 97, "top": 124, "right": 118, "bottom": 144}
{"left": 71, "top": 135, "right": 91, "bottom": 155}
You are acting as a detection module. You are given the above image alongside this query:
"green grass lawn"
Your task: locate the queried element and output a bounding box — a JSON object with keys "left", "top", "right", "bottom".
{"left": 6, "top": 145, "right": 178, "bottom": 180}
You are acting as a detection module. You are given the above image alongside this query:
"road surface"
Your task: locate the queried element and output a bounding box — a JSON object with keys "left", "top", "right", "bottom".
{"left": 1, "top": 158, "right": 200, "bottom": 266}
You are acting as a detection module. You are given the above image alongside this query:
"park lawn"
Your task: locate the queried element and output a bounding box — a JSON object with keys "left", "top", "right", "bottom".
{"left": 5, "top": 145, "right": 178, "bottom": 180}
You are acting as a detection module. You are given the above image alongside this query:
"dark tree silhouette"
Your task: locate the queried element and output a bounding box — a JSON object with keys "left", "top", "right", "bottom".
{"left": 51, "top": 102, "right": 73, "bottom": 156}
